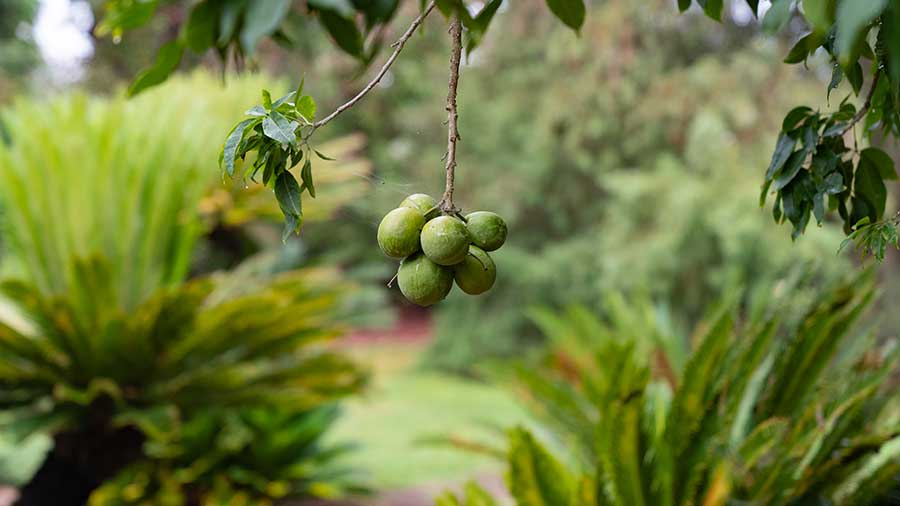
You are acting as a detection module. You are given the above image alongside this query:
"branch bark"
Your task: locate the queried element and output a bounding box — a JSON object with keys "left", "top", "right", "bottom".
{"left": 842, "top": 69, "right": 881, "bottom": 136}
{"left": 311, "top": 1, "right": 436, "bottom": 130}
{"left": 439, "top": 16, "right": 463, "bottom": 214}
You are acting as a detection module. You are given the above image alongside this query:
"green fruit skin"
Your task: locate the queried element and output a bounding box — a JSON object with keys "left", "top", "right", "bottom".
{"left": 465, "top": 211, "right": 507, "bottom": 251}
{"left": 377, "top": 207, "right": 425, "bottom": 258}
{"left": 454, "top": 246, "right": 496, "bottom": 295}
{"left": 421, "top": 216, "right": 470, "bottom": 266}
{"left": 400, "top": 193, "right": 439, "bottom": 220}
{"left": 398, "top": 253, "right": 453, "bottom": 306}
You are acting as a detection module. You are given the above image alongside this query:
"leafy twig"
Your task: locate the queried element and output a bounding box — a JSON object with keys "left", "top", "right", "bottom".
{"left": 439, "top": 16, "right": 463, "bottom": 215}
{"left": 310, "top": 1, "right": 437, "bottom": 131}
{"left": 841, "top": 69, "right": 881, "bottom": 136}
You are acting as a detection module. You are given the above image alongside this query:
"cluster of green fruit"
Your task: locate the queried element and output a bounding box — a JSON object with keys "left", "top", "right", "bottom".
{"left": 377, "top": 194, "right": 508, "bottom": 306}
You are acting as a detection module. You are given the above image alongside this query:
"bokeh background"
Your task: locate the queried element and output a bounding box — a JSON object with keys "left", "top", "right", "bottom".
{"left": 0, "top": 1, "right": 898, "bottom": 505}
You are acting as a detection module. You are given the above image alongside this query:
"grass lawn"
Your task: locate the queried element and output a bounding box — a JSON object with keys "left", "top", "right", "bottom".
{"left": 329, "top": 342, "right": 530, "bottom": 491}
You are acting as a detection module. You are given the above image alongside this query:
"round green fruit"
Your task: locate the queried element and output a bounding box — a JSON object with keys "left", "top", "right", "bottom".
{"left": 421, "top": 215, "right": 470, "bottom": 266}
{"left": 400, "top": 193, "right": 440, "bottom": 220}
{"left": 454, "top": 246, "right": 496, "bottom": 295}
{"left": 465, "top": 211, "right": 507, "bottom": 251}
{"left": 377, "top": 207, "right": 425, "bottom": 258}
{"left": 397, "top": 253, "right": 453, "bottom": 306}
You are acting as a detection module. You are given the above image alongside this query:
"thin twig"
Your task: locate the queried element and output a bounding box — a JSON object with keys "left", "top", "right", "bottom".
{"left": 439, "top": 16, "right": 463, "bottom": 214}
{"left": 842, "top": 69, "right": 882, "bottom": 136}
{"left": 311, "top": 1, "right": 436, "bottom": 130}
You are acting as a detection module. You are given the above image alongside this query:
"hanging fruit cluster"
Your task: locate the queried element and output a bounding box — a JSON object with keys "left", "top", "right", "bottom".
{"left": 377, "top": 193, "right": 507, "bottom": 306}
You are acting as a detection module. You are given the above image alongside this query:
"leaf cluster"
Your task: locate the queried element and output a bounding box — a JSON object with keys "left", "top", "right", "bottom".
{"left": 220, "top": 84, "right": 324, "bottom": 240}
{"left": 441, "top": 275, "right": 900, "bottom": 505}
{"left": 99, "top": 0, "right": 405, "bottom": 96}
{"left": 684, "top": 0, "right": 900, "bottom": 257}
{"left": 761, "top": 107, "right": 897, "bottom": 240}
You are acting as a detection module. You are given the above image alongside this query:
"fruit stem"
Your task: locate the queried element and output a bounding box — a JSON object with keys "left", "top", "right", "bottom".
{"left": 439, "top": 15, "right": 463, "bottom": 215}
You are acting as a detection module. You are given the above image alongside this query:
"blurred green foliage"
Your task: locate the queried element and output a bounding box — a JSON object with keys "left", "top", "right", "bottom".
{"left": 315, "top": 0, "right": 854, "bottom": 371}
{"left": 443, "top": 273, "right": 900, "bottom": 505}
{"left": 90, "top": 406, "right": 364, "bottom": 506}
{"left": 0, "top": 75, "right": 377, "bottom": 502}
{"left": 0, "top": 0, "right": 38, "bottom": 99}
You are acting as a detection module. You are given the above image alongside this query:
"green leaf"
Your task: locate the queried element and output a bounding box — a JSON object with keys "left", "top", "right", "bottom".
{"left": 773, "top": 150, "right": 806, "bottom": 190}
{"left": 246, "top": 105, "right": 267, "bottom": 117}
{"left": 835, "top": 0, "right": 886, "bottom": 60}
{"left": 296, "top": 95, "right": 317, "bottom": 122}
{"left": 262, "top": 89, "right": 273, "bottom": 111}
{"left": 221, "top": 119, "right": 255, "bottom": 176}
{"left": 827, "top": 63, "right": 843, "bottom": 101}
{"left": 300, "top": 158, "right": 316, "bottom": 198}
{"left": 845, "top": 60, "right": 863, "bottom": 95}
{"left": 275, "top": 171, "right": 303, "bottom": 235}
{"left": 860, "top": 147, "right": 897, "bottom": 180}
{"left": 295, "top": 78, "right": 306, "bottom": 103}
{"left": 272, "top": 91, "right": 296, "bottom": 109}
{"left": 466, "top": 0, "right": 503, "bottom": 52}
{"left": 824, "top": 172, "right": 844, "bottom": 194}
{"left": 507, "top": 428, "right": 576, "bottom": 506}
{"left": 678, "top": 0, "right": 692, "bottom": 11}
{"left": 855, "top": 156, "right": 887, "bottom": 219}
{"left": 314, "top": 149, "right": 335, "bottom": 161}
{"left": 240, "top": 0, "right": 292, "bottom": 55}
{"left": 784, "top": 33, "right": 821, "bottom": 63}
{"left": 882, "top": 2, "right": 900, "bottom": 87}
{"left": 319, "top": 10, "right": 364, "bottom": 58}
{"left": 262, "top": 111, "right": 297, "bottom": 147}
{"left": 697, "top": 0, "right": 724, "bottom": 21}
{"left": 802, "top": 0, "right": 835, "bottom": 34}
{"left": 127, "top": 41, "right": 184, "bottom": 97}
{"left": 96, "top": 0, "right": 160, "bottom": 36}
{"left": 308, "top": 0, "right": 356, "bottom": 17}
{"left": 765, "top": 134, "right": 797, "bottom": 180}
{"left": 813, "top": 191, "right": 826, "bottom": 223}
{"left": 545, "top": 0, "right": 586, "bottom": 32}
{"left": 782, "top": 106, "right": 813, "bottom": 130}
{"left": 218, "top": 0, "right": 248, "bottom": 45}
{"left": 182, "top": 1, "right": 219, "bottom": 52}
{"left": 762, "top": 0, "right": 792, "bottom": 34}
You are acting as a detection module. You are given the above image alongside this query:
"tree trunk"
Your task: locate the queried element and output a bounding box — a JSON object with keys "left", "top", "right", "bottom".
{"left": 13, "top": 426, "right": 144, "bottom": 506}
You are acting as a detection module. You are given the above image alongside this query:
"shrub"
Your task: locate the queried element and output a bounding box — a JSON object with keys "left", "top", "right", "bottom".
{"left": 0, "top": 258, "right": 365, "bottom": 505}
{"left": 442, "top": 274, "right": 900, "bottom": 505}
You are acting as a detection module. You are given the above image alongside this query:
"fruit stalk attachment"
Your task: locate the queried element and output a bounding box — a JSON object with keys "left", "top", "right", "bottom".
{"left": 439, "top": 15, "right": 463, "bottom": 216}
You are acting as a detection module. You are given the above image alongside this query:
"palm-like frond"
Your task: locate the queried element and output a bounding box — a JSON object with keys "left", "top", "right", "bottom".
{"left": 89, "top": 405, "right": 366, "bottom": 506}
{"left": 0, "top": 256, "right": 366, "bottom": 439}
{"left": 465, "top": 274, "right": 899, "bottom": 506}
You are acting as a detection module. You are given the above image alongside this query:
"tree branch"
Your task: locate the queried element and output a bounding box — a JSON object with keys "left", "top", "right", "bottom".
{"left": 439, "top": 16, "right": 463, "bottom": 214}
{"left": 842, "top": 69, "right": 882, "bottom": 136}
{"left": 311, "top": 1, "right": 436, "bottom": 130}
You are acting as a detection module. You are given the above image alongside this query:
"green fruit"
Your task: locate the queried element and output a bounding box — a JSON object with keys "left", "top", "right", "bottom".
{"left": 397, "top": 253, "right": 453, "bottom": 306}
{"left": 454, "top": 246, "right": 496, "bottom": 295}
{"left": 465, "top": 211, "right": 507, "bottom": 251}
{"left": 421, "top": 215, "right": 470, "bottom": 265}
{"left": 400, "top": 193, "right": 439, "bottom": 220}
{"left": 377, "top": 207, "right": 425, "bottom": 258}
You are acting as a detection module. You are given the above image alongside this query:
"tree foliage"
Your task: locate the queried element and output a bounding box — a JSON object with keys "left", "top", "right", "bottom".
{"left": 682, "top": 0, "right": 900, "bottom": 256}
